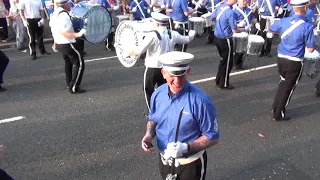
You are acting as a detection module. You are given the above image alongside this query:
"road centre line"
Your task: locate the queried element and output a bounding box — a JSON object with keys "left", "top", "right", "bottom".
{"left": 0, "top": 116, "right": 25, "bottom": 124}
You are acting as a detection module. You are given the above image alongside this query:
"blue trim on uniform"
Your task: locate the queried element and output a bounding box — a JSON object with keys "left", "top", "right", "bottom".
{"left": 149, "top": 81, "right": 219, "bottom": 155}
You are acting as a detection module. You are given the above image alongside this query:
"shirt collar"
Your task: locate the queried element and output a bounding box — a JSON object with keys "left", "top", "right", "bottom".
{"left": 166, "top": 81, "right": 191, "bottom": 100}
{"left": 292, "top": 14, "right": 307, "bottom": 21}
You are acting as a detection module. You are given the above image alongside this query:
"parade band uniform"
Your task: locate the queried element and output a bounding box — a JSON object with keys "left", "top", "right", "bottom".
{"left": 211, "top": 0, "right": 243, "bottom": 89}
{"left": 257, "top": 0, "right": 280, "bottom": 57}
{"left": 233, "top": 2, "right": 257, "bottom": 69}
{"left": 129, "top": 0, "right": 150, "bottom": 20}
{"left": 131, "top": 12, "right": 195, "bottom": 110}
{"left": 19, "top": 0, "right": 50, "bottom": 60}
{"left": 50, "top": 1, "right": 86, "bottom": 94}
{"left": 144, "top": 51, "right": 219, "bottom": 180}
{"left": 0, "top": 50, "right": 9, "bottom": 92}
{"left": 167, "top": 0, "right": 195, "bottom": 52}
{"left": 151, "top": 0, "right": 166, "bottom": 14}
{"left": 269, "top": 0, "right": 315, "bottom": 121}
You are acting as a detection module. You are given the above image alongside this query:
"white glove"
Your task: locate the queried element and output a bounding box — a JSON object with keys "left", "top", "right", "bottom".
{"left": 255, "top": 23, "right": 260, "bottom": 30}
{"left": 38, "top": 18, "right": 44, "bottom": 27}
{"left": 278, "top": 7, "right": 283, "bottom": 15}
{"left": 192, "top": 0, "right": 197, "bottom": 4}
{"left": 165, "top": 142, "right": 188, "bottom": 158}
{"left": 113, "top": 5, "right": 119, "bottom": 11}
{"left": 238, "top": 20, "right": 246, "bottom": 27}
{"left": 52, "top": 43, "right": 58, "bottom": 52}
{"left": 132, "top": 7, "right": 137, "bottom": 12}
{"left": 266, "top": 32, "right": 274, "bottom": 38}
{"left": 77, "top": 28, "right": 86, "bottom": 37}
{"left": 147, "top": 8, "right": 151, "bottom": 13}
{"left": 160, "top": 4, "right": 165, "bottom": 9}
{"left": 23, "top": 20, "right": 29, "bottom": 27}
{"left": 188, "top": 30, "right": 196, "bottom": 41}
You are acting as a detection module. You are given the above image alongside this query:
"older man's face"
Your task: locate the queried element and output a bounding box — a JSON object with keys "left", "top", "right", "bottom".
{"left": 161, "top": 68, "right": 190, "bottom": 94}
{"left": 238, "top": 0, "right": 246, "bottom": 7}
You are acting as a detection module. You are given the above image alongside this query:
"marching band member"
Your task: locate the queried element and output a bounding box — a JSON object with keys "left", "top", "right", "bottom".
{"left": 268, "top": 0, "right": 315, "bottom": 121}
{"left": 233, "top": 0, "right": 259, "bottom": 69}
{"left": 121, "top": 0, "right": 132, "bottom": 14}
{"left": 129, "top": 12, "right": 196, "bottom": 111}
{"left": 141, "top": 51, "right": 219, "bottom": 180}
{"left": 0, "top": 50, "right": 9, "bottom": 92}
{"left": 150, "top": 0, "right": 166, "bottom": 14}
{"left": 167, "top": 0, "right": 197, "bottom": 52}
{"left": 19, "top": 0, "right": 51, "bottom": 60}
{"left": 257, "top": 0, "right": 280, "bottom": 57}
{"left": 129, "top": 0, "right": 150, "bottom": 20}
{"left": 210, "top": 0, "right": 248, "bottom": 89}
{"left": 50, "top": 0, "right": 87, "bottom": 94}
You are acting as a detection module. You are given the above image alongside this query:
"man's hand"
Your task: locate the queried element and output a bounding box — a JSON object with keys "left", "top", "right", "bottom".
{"left": 255, "top": 22, "right": 260, "bottom": 30}
{"left": 38, "top": 18, "right": 44, "bottom": 27}
{"left": 141, "top": 133, "right": 155, "bottom": 152}
{"left": 76, "top": 28, "right": 86, "bottom": 37}
{"left": 132, "top": 7, "right": 137, "bottom": 12}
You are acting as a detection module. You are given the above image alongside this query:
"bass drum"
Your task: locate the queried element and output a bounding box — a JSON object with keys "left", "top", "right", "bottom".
{"left": 70, "top": 2, "right": 112, "bottom": 44}
{"left": 115, "top": 19, "right": 154, "bottom": 68}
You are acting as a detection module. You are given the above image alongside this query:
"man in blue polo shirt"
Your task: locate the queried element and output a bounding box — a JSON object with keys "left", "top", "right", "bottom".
{"left": 141, "top": 51, "right": 219, "bottom": 180}
{"left": 129, "top": 0, "right": 150, "bottom": 20}
{"left": 268, "top": 0, "right": 315, "bottom": 121}
{"left": 166, "top": 0, "right": 197, "bottom": 51}
{"left": 210, "top": 0, "right": 248, "bottom": 89}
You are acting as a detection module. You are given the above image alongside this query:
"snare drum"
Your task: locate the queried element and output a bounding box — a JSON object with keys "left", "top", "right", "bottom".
{"left": 304, "top": 48, "right": 320, "bottom": 77}
{"left": 115, "top": 15, "right": 130, "bottom": 27}
{"left": 115, "top": 20, "right": 154, "bottom": 67}
{"left": 247, "top": 35, "right": 265, "bottom": 55}
{"left": 70, "top": 2, "right": 112, "bottom": 44}
{"left": 188, "top": 17, "right": 205, "bottom": 35}
{"left": 201, "top": 12, "right": 213, "bottom": 27}
{"left": 232, "top": 32, "right": 248, "bottom": 53}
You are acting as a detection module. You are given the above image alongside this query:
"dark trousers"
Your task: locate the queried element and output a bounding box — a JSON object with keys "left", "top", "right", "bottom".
{"left": 197, "top": 7, "right": 207, "bottom": 17}
{"left": 0, "top": 18, "right": 8, "bottom": 40}
{"left": 206, "top": 26, "right": 214, "bottom": 43}
{"left": 143, "top": 67, "right": 166, "bottom": 110}
{"left": 316, "top": 79, "right": 320, "bottom": 95}
{"left": 26, "top": 18, "right": 45, "bottom": 56}
{"left": 0, "top": 169, "right": 14, "bottom": 180}
{"left": 0, "top": 50, "right": 9, "bottom": 85}
{"left": 76, "top": 38, "right": 85, "bottom": 55}
{"left": 105, "top": 32, "right": 114, "bottom": 47}
{"left": 159, "top": 151, "right": 207, "bottom": 180}
{"left": 215, "top": 37, "right": 234, "bottom": 88}
{"left": 272, "top": 58, "right": 303, "bottom": 119}
{"left": 234, "top": 52, "right": 245, "bottom": 68}
{"left": 174, "top": 23, "right": 189, "bottom": 52}
{"left": 259, "top": 17, "right": 272, "bottom": 55}
{"left": 55, "top": 42, "right": 85, "bottom": 92}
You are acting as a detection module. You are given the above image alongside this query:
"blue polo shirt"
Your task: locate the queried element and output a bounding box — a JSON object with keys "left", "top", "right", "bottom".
{"left": 305, "top": 6, "right": 316, "bottom": 25}
{"left": 167, "top": 0, "right": 189, "bottom": 22}
{"left": 210, "top": 3, "right": 237, "bottom": 38}
{"left": 149, "top": 81, "right": 219, "bottom": 155}
{"left": 258, "top": 0, "right": 280, "bottom": 16}
{"left": 130, "top": 0, "right": 150, "bottom": 19}
{"left": 100, "top": 0, "right": 111, "bottom": 8}
{"left": 233, "top": 5, "right": 255, "bottom": 27}
{"left": 269, "top": 14, "right": 315, "bottom": 58}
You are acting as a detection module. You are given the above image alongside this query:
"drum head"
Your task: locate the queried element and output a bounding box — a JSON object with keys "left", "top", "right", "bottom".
{"left": 115, "top": 21, "right": 142, "bottom": 68}
{"left": 71, "top": 4, "right": 112, "bottom": 44}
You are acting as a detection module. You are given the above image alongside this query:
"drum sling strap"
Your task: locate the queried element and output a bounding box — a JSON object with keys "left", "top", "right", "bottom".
{"left": 281, "top": 19, "right": 305, "bottom": 39}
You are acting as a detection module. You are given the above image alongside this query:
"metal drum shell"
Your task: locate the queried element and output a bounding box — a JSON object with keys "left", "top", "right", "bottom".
{"left": 188, "top": 17, "right": 205, "bottom": 35}
{"left": 246, "top": 34, "right": 265, "bottom": 55}
{"left": 232, "top": 32, "right": 248, "bottom": 53}
{"left": 201, "top": 12, "right": 213, "bottom": 27}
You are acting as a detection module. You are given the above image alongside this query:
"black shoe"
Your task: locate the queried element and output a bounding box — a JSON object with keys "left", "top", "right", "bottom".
{"left": 41, "top": 51, "right": 51, "bottom": 55}
{"left": 315, "top": 92, "right": 320, "bottom": 97}
{"left": 31, "top": 55, "right": 37, "bottom": 60}
{"left": 82, "top": 52, "right": 87, "bottom": 57}
{"left": 219, "top": 84, "right": 235, "bottom": 90}
{"left": 234, "top": 66, "right": 244, "bottom": 70}
{"left": 106, "top": 45, "right": 115, "bottom": 51}
{"left": 265, "top": 53, "right": 272, "bottom": 57}
{"left": 273, "top": 116, "right": 291, "bottom": 121}
{"left": 258, "top": 53, "right": 264, "bottom": 57}
{"left": 0, "top": 86, "right": 6, "bottom": 92}
{"left": 69, "top": 87, "right": 86, "bottom": 94}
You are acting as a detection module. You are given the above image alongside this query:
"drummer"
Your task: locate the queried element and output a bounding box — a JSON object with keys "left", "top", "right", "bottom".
{"left": 233, "top": 0, "right": 259, "bottom": 69}
{"left": 150, "top": 0, "right": 166, "bottom": 14}
{"left": 166, "top": 0, "right": 197, "bottom": 52}
{"left": 210, "top": 0, "right": 248, "bottom": 89}
{"left": 257, "top": 0, "right": 281, "bottom": 57}
{"left": 129, "top": 0, "right": 150, "bottom": 20}
{"left": 128, "top": 12, "right": 196, "bottom": 111}
{"left": 268, "top": 0, "right": 315, "bottom": 121}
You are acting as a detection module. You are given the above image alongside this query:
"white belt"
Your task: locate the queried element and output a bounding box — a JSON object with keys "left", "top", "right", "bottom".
{"left": 173, "top": 21, "right": 188, "bottom": 25}
{"left": 278, "top": 54, "right": 303, "bottom": 62}
{"left": 160, "top": 150, "right": 205, "bottom": 166}
{"left": 260, "top": 15, "right": 271, "bottom": 19}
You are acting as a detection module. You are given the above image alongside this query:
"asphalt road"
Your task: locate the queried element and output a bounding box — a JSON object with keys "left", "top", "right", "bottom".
{"left": 0, "top": 36, "right": 319, "bottom": 180}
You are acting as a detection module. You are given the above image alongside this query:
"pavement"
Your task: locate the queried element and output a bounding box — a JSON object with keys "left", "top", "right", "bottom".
{"left": 0, "top": 35, "right": 319, "bottom": 180}
{"left": 0, "top": 38, "right": 54, "bottom": 49}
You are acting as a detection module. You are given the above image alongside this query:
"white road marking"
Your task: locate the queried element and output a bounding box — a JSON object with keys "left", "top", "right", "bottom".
{"left": 191, "top": 63, "right": 277, "bottom": 84}
{"left": 84, "top": 56, "right": 117, "bottom": 63}
{"left": 0, "top": 116, "right": 25, "bottom": 124}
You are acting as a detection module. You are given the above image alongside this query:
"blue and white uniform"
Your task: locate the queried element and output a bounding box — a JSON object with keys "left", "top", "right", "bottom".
{"left": 130, "top": 0, "right": 150, "bottom": 20}
{"left": 269, "top": 11, "right": 316, "bottom": 120}
{"left": 210, "top": 2, "right": 237, "bottom": 88}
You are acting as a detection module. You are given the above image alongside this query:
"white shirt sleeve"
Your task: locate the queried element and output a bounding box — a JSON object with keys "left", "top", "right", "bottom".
{"left": 134, "top": 33, "right": 157, "bottom": 55}
{"left": 18, "top": 0, "right": 25, "bottom": 10}
{"left": 58, "top": 12, "right": 74, "bottom": 33}
{"left": 171, "top": 30, "right": 190, "bottom": 45}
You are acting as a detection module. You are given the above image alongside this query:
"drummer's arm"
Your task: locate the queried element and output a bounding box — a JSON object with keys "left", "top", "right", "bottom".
{"left": 129, "top": 36, "right": 154, "bottom": 56}
{"left": 171, "top": 30, "right": 193, "bottom": 44}
{"left": 306, "top": 26, "right": 316, "bottom": 53}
